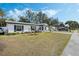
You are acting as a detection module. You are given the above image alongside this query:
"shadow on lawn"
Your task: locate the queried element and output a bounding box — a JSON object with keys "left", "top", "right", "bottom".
{"left": 0, "top": 32, "right": 39, "bottom": 36}
{"left": 27, "top": 32, "right": 39, "bottom": 36}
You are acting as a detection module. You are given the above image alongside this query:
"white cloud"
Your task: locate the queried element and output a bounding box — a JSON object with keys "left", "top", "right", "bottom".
{"left": 42, "top": 9, "right": 59, "bottom": 18}
{"left": 6, "top": 8, "right": 60, "bottom": 21}
{"left": 7, "top": 10, "right": 19, "bottom": 20}
{"left": 7, "top": 8, "right": 29, "bottom": 21}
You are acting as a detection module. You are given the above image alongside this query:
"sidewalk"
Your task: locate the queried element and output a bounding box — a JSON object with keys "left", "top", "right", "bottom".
{"left": 62, "top": 30, "right": 79, "bottom": 56}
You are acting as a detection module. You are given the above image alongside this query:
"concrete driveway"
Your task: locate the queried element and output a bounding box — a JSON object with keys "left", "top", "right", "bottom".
{"left": 62, "top": 30, "right": 79, "bottom": 56}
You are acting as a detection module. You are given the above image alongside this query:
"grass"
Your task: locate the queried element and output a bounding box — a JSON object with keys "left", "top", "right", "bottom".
{"left": 0, "top": 32, "right": 71, "bottom": 56}
{"left": 70, "top": 30, "right": 75, "bottom": 33}
{"left": 77, "top": 29, "right": 79, "bottom": 33}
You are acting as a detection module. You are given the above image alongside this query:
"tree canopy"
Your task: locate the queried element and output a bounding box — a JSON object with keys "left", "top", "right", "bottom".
{"left": 0, "top": 8, "right": 6, "bottom": 27}
{"left": 0, "top": 8, "right": 5, "bottom": 18}
{"left": 65, "top": 20, "right": 79, "bottom": 30}
{"left": 0, "top": 18, "right": 6, "bottom": 27}
{"left": 0, "top": 8, "right": 79, "bottom": 30}
{"left": 19, "top": 16, "right": 30, "bottom": 23}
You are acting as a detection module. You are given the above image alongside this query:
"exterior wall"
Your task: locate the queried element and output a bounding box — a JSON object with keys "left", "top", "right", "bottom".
{"left": 6, "top": 23, "right": 32, "bottom": 33}
{"left": 35, "top": 25, "right": 44, "bottom": 32}
{"left": 24, "top": 25, "right": 31, "bottom": 32}
{"left": 6, "top": 22, "right": 49, "bottom": 33}
{"left": 35, "top": 25, "right": 49, "bottom": 32}
{"left": 35, "top": 26, "right": 39, "bottom": 31}
{"left": 6, "top": 24, "right": 14, "bottom": 33}
{"left": 43, "top": 26, "right": 49, "bottom": 32}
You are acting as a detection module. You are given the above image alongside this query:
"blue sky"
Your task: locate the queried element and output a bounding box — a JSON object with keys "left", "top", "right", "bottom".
{"left": 0, "top": 3, "right": 79, "bottom": 22}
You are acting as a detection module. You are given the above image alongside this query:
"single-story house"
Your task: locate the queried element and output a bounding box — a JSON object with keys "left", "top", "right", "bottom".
{"left": 55, "top": 24, "right": 69, "bottom": 31}
{"left": 5, "top": 21, "right": 49, "bottom": 33}
{"left": 49, "top": 24, "right": 69, "bottom": 32}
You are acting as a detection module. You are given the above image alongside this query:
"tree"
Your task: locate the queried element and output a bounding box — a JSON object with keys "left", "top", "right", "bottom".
{"left": 65, "top": 20, "right": 79, "bottom": 30}
{"left": 31, "top": 12, "right": 37, "bottom": 23}
{"left": 19, "top": 16, "right": 30, "bottom": 23}
{"left": 7, "top": 18, "right": 15, "bottom": 21}
{"left": 0, "top": 8, "right": 6, "bottom": 27}
{"left": 37, "top": 11, "right": 44, "bottom": 23}
{"left": 51, "top": 18, "right": 59, "bottom": 26}
{"left": 26, "top": 10, "right": 34, "bottom": 23}
{"left": 42, "top": 14, "right": 48, "bottom": 23}
{"left": 0, "top": 18, "right": 6, "bottom": 27}
{"left": 59, "top": 22, "right": 65, "bottom": 27}
{"left": 0, "top": 8, "right": 5, "bottom": 19}
{"left": 36, "top": 11, "right": 50, "bottom": 24}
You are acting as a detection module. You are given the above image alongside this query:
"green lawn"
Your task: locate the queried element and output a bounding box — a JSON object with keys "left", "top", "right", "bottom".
{"left": 77, "top": 29, "right": 79, "bottom": 33}
{"left": 71, "top": 30, "right": 75, "bottom": 33}
{"left": 0, "top": 32, "right": 71, "bottom": 56}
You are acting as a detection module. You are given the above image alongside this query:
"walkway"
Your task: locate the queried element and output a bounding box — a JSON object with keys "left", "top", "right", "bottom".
{"left": 62, "top": 30, "right": 79, "bottom": 56}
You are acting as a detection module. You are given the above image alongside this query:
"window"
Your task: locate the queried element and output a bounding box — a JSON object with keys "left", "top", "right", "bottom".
{"left": 14, "top": 25, "right": 24, "bottom": 32}
{"left": 45, "top": 27, "right": 46, "bottom": 30}
{"left": 39, "top": 25, "right": 43, "bottom": 30}
{"left": 41, "top": 26, "right": 43, "bottom": 30}
{"left": 31, "top": 26, "right": 35, "bottom": 30}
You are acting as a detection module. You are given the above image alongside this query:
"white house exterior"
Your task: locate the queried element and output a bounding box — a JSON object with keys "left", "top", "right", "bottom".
{"left": 35, "top": 23, "right": 49, "bottom": 32}
{"left": 6, "top": 21, "right": 49, "bottom": 33}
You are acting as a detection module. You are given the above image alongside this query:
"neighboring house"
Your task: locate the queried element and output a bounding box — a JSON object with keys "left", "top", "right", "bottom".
{"left": 55, "top": 24, "right": 69, "bottom": 31}
{"left": 5, "top": 21, "right": 49, "bottom": 33}
{"left": 49, "top": 24, "right": 69, "bottom": 32}
{"left": 49, "top": 26, "right": 58, "bottom": 31}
